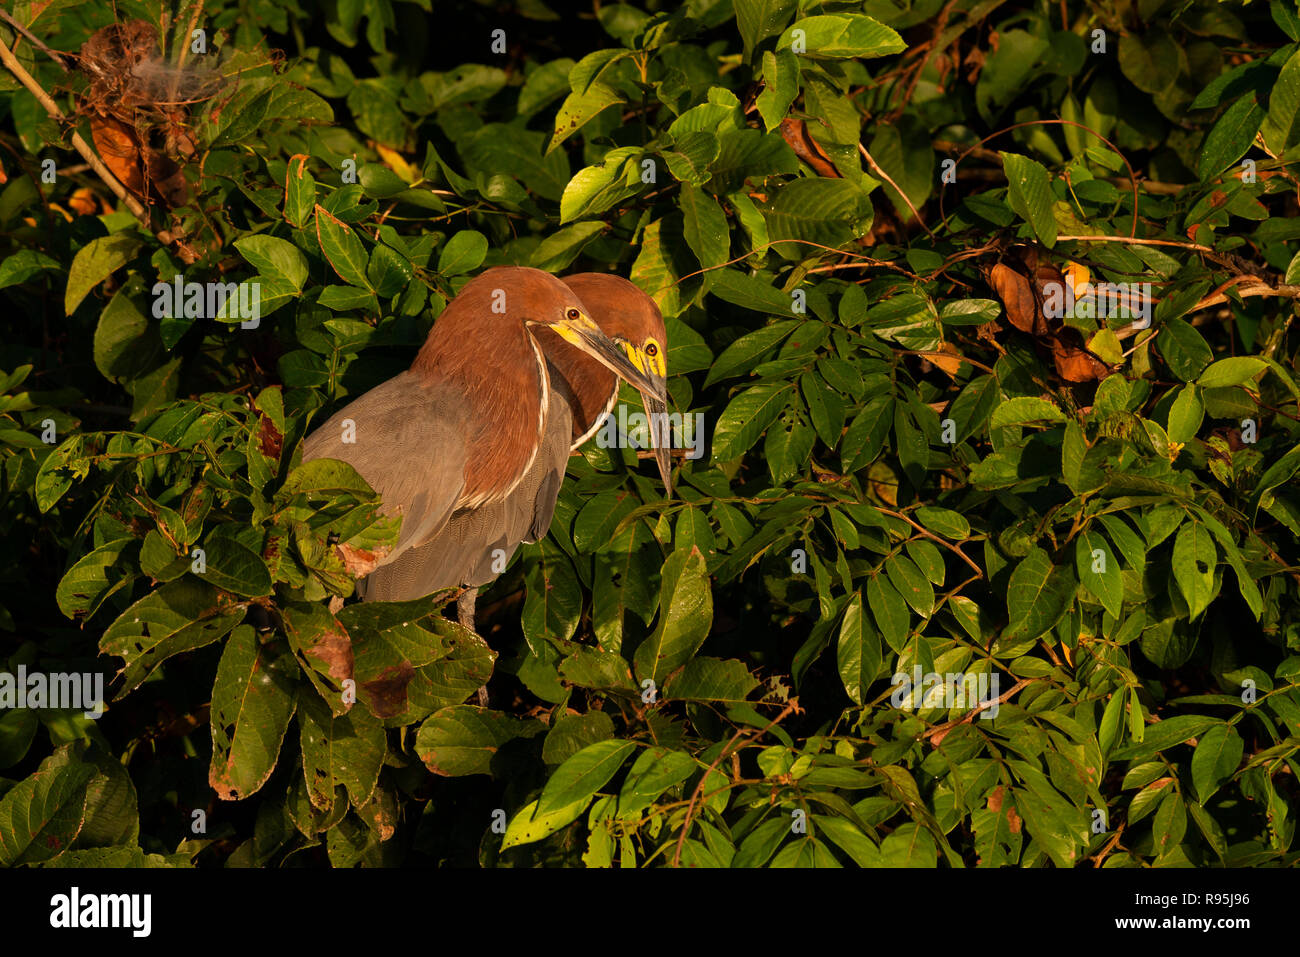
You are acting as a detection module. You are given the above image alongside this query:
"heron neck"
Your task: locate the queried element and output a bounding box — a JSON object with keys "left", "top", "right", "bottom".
{"left": 533, "top": 326, "right": 618, "bottom": 444}
{"left": 412, "top": 314, "right": 547, "bottom": 507}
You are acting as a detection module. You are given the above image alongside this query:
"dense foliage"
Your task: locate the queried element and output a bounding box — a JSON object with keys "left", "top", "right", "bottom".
{"left": 1, "top": 0, "right": 1298, "bottom": 868}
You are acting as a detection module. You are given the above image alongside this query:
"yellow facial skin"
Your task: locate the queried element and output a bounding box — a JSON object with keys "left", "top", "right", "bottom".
{"left": 621, "top": 337, "right": 666, "bottom": 379}
{"left": 552, "top": 310, "right": 602, "bottom": 348}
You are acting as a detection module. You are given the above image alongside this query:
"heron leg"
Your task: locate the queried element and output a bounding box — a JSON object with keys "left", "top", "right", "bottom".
{"left": 458, "top": 589, "right": 489, "bottom": 708}
{"left": 457, "top": 588, "right": 477, "bottom": 631}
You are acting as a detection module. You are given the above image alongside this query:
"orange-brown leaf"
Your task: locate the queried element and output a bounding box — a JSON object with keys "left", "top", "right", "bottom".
{"left": 1051, "top": 331, "right": 1111, "bottom": 383}
{"left": 990, "top": 263, "right": 1037, "bottom": 333}
{"left": 779, "top": 118, "right": 841, "bottom": 179}
{"left": 90, "top": 114, "right": 147, "bottom": 196}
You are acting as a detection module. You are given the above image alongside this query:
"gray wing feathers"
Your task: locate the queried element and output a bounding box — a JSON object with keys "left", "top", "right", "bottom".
{"left": 302, "top": 371, "right": 466, "bottom": 562}
{"left": 360, "top": 388, "right": 575, "bottom": 602}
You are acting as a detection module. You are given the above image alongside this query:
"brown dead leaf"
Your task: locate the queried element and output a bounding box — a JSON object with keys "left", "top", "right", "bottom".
{"left": 362, "top": 662, "right": 416, "bottom": 719}
{"left": 929, "top": 342, "right": 966, "bottom": 378}
{"left": 779, "top": 117, "right": 841, "bottom": 179}
{"left": 336, "top": 542, "right": 391, "bottom": 578}
{"left": 1032, "top": 262, "right": 1065, "bottom": 310}
{"left": 1051, "top": 329, "right": 1112, "bottom": 383}
{"left": 989, "top": 262, "right": 1037, "bottom": 333}
{"left": 304, "top": 617, "right": 354, "bottom": 685}
{"left": 90, "top": 114, "right": 148, "bottom": 196}
{"left": 257, "top": 415, "right": 284, "bottom": 460}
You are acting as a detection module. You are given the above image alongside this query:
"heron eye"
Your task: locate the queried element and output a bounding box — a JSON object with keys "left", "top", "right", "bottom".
{"left": 645, "top": 343, "right": 658, "bottom": 356}
{"left": 566, "top": 308, "right": 580, "bottom": 321}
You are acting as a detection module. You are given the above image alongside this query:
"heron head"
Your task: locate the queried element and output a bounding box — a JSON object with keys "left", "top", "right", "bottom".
{"left": 559, "top": 274, "right": 672, "bottom": 497}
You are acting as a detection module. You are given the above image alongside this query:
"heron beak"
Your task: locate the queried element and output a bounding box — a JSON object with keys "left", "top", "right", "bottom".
{"left": 639, "top": 376, "right": 674, "bottom": 499}
{"left": 548, "top": 313, "right": 661, "bottom": 398}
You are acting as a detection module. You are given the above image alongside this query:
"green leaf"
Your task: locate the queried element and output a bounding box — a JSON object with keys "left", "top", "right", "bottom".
{"left": 884, "top": 554, "right": 934, "bottom": 619}
{"left": 867, "top": 573, "right": 911, "bottom": 651}
{"left": 574, "top": 490, "right": 639, "bottom": 553}
{"left": 531, "top": 222, "right": 606, "bottom": 272}
{"left": 559, "top": 147, "right": 641, "bottom": 223}
{"left": 801, "top": 371, "right": 844, "bottom": 446}
{"left": 707, "top": 271, "right": 798, "bottom": 319}
{"left": 0, "top": 760, "right": 94, "bottom": 865}
{"left": 755, "top": 49, "right": 799, "bottom": 131}
{"left": 548, "top": 84, "right": 624, "bottom": 154}
{"left": 367, "top": 244, "right": 414, "bottom": 297}
{"left": 764, "top": 406, "right": 814, "bottom": 483}
{"left": 235, "top": 235, "right": 309, "bottom": 291}
{"left": 989, "top": 396, "right": 1066, "bottom": 429}
{"left": 679, "top": 184, "right": 730, "bottom": 268}
{"left": 633, "top": 546, "right": 713, "bottom": 686}
{"left": 55, "top": 537, "right": 138, "bottom": 622}
{"left": 913, "top": 507, "right": 970, "bottom": 540}
{"left": 1198, "top": 93, "right": 1264, "bottom": 180}
{"left": 208, "top": 626, "right": 297, "bottom": 801}
{"left": 711, "top": 381, "right": 794, "bottom": 461}
{"left": 522, "top": 539, "right": 582, "bottom": 653}
{"left": 416, "top": 705, "right": 543, "bottom": 777}
{"left": 298, "top": 689, "right": 385, "bottom": 808}
{"left": 662, "top": 131, "right": 720, "bottom": 186}
{"left": 1260, "top": 48, "right": 1300, "bottom": 156}
{"left": 1000, "top": 152, "right": 1057, "bottom": 248}
{"left": 1172, "top": 521, "right": 1217, "bottom": 620}
{"left": 0, "top": 249, "right": 59, "bottom": 289}
{"left": 101, "top": 579, "right": 245, "bottom": 696}
{"left": 1196, "top": 357, "right": 1267, "bottom": 389}
{"left": 837, "top": 593, "right": 882, "bottom": 705}
{"left": 1111, "top": 715, "right": 1222, "bottom": 762}
{"left": 664, "top": 657, "right": 759, "bottom": 703}
{"left": 1166, "top": 385, "right": 1203, "bottom": 445}
{"left": 1190, "top": 724, "right": 1243, "bottom": 803}
{"left": 735, "top": 0, "right": 798, "bottom": 62}
{"left": 501, "top": 795, "right": 590, "bottom": 849}
{"left": 618, "top": 747, "right": 696, "bottom": 817}
{"left": 1004, "top": 547, "right": 1077, "bottom": 643}
{"left": 438, "top": 230, "right": 488, "bottom": 276}
{"left": 776, "top": 14, "right": 904, "bottom": 59}
{"left": 537, "top": 739, "right": 637, "bottom": 816}
{"left": 1075, "top": 531, "right": 1122, "bottom": 620}
{"left": 1158, "top": 318, "right": 1214, "bottom": 381}
{"left": 1013, "top": 786, "right": 1085, "bottom": 868}
{"left": 284, "top": 156, "right": 316, "bottom": 228}
{"left": 314, "top": 205, "right": 371, "bottom": 289}
{"left": 0, "top": 708, "right": 38, "bottom": 769}
{"left": 65, "top": 234, "right": 142, "bottom": 315}
{"left": 92, "top": 288, "right": 153, "bottom": 383}
{"left": 761, "top": 178, "right": 873, "bottom": 252}
{"left": 198, "top": 535, "right": 273, "bottom": 598}
{"left": 1118, "top": 28, "right": 1180, "bottom": 95}
{"left": 1099, "top": 686, "right": 1127, "bottom": 757}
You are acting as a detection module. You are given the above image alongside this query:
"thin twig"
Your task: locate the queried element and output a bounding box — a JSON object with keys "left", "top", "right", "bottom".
{"left": 859, "top": 142, "right": 936, "bottom": 241}
{"left": 1056, "top": 234, "right": 1215, "bottom": 253}
{"left": 1092, "top": 821, "right": 1127, "bottom": 867}
{"left": 877, "top": 506, "right": 984, "bottom": 578}
{"left": 926, "top": 677, "right": 1036, "bottom": 746}
{"left": 0, "top": 9, "right": 69, "bottom": 70}
{"left": 670, "top": 699, "right": 802, "bottom": 868}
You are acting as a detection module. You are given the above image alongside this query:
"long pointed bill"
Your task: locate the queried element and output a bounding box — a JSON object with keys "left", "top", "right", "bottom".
{"left": 545, "top": 314, "right": 673, "bottom": 497}
{"left": 640, "top": 384, "right": 674, "bottom": 498}
{"left": 549, "top": 313, "right": 660, "bottom": 397}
